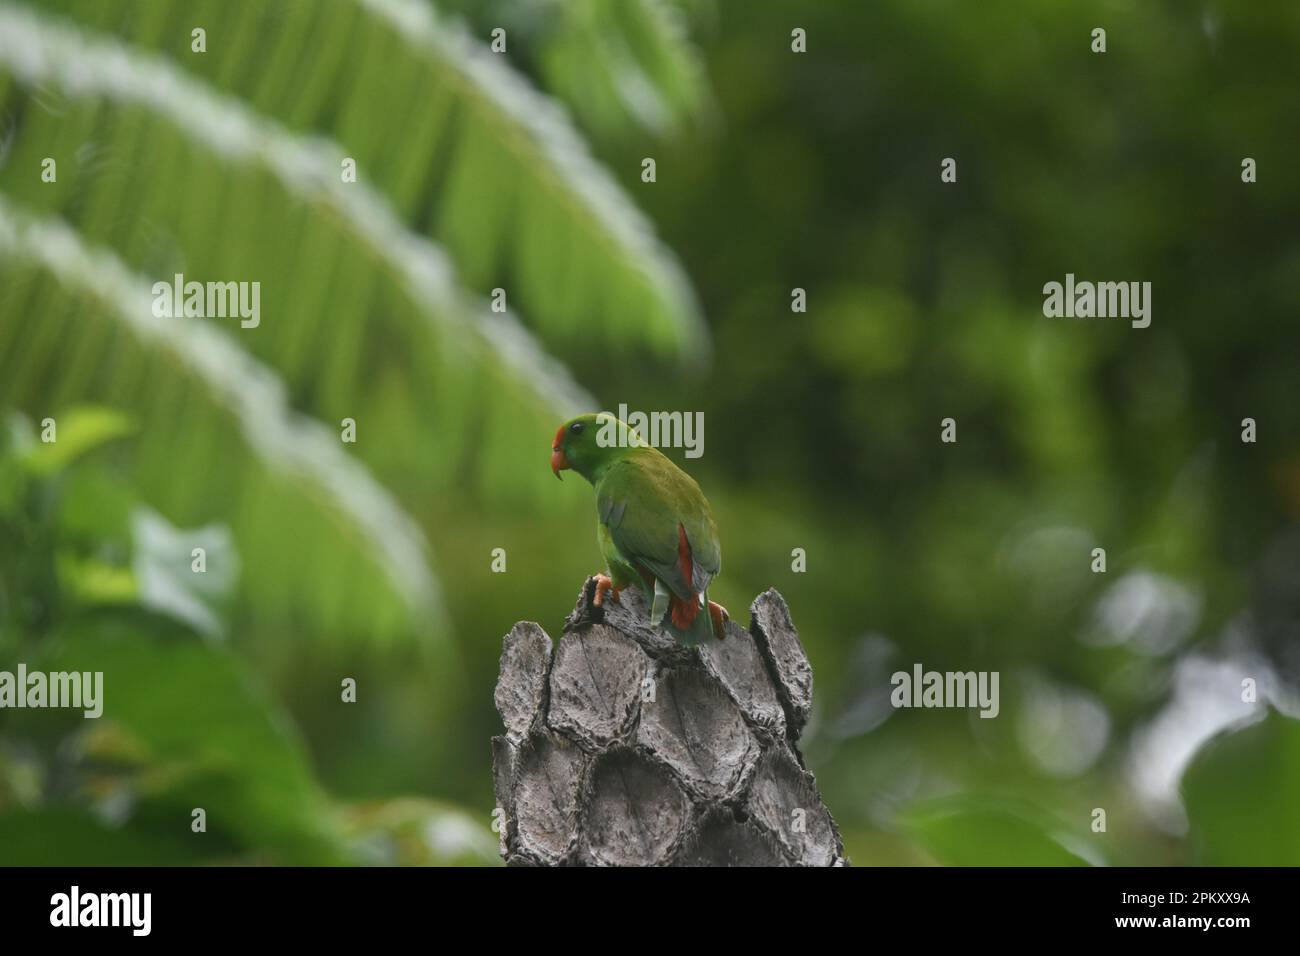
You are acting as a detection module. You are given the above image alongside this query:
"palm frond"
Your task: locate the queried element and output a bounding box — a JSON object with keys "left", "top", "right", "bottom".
{"left": 17, "top": 0, "right": 708, "bottom": 361}
{"left": 0, "top": 3, "right": 594, "bottom": 511}
{"left": 0, "top": 195, "right": 445, "bottom": 643}
{"left": 537, "top": 0, "right": 714, "bottom": 140}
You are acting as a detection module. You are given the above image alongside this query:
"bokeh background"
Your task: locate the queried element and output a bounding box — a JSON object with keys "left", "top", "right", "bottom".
{"left": 1, "top": 0, "right": 1298, "bottom": 865}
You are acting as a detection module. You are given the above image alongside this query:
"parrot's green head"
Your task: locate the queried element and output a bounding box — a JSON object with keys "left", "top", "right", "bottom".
{"left": 551, "top": 413, "right": 647, "bottom": 483}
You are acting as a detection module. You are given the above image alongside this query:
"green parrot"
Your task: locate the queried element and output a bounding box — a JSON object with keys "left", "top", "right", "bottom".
{"left": 551, "top": 413, "right": 728, "bottom": 645}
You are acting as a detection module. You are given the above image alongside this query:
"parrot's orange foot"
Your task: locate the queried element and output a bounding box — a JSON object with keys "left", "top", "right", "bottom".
{"left": 592, "top": 574, "right": 622, "bottom": 608}
{"left": 708, "top": 600, "right": 729, "bottom": 637}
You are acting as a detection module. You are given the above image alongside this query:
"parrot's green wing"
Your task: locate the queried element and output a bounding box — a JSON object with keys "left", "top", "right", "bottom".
{"left": 595, "top": 449, "right": 720, "bottom": 601}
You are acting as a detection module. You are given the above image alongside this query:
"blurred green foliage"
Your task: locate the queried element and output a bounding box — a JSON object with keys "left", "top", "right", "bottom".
{"left": 1, "top": 0, "right": 1297, "bottom": 865}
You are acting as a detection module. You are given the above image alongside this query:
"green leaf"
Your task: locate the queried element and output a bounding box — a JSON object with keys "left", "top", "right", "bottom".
{"left": 37, "top": 623, "right": 351, "bottom": 864}
{"left": 0, "top": 808, "right": 199, "bottom": 865}
{"left": 55, "top": 554, "right": 137, "bottom": 606}
{"left": 1183, "top": 711, "right": 1300, "bottom": 866}
{"left": 130, "top": 507, "right": 236, "bottom": 639}
{"left": 21, "top": 405, "right": 135, "bottom": 477}
{"left": 899, "top": 794, "right": 1101, "bottom": 866}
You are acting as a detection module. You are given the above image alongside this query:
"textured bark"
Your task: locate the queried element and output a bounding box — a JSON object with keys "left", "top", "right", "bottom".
{"left": 492, "top": 578, "right": 848, "bottom": 866}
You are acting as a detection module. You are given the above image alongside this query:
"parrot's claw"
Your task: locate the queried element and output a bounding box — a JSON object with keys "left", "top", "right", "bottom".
{"left": 592, "top": 574, "right": 621, "bottom": 608}
{"left": 708, "top": 600, "right": 729, "bottom": 637}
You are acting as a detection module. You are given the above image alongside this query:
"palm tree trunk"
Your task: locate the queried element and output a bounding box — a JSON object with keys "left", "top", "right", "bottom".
{"left": 492, "top": 578, "right": 848, "bottom": 866}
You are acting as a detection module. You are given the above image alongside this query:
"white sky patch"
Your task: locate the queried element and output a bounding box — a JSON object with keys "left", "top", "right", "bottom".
{"left": 1127, "top": 654, "right": 1267, "bottom": 833}
{"left": 1017, "top": 674, "right": 1110, "bottom": 778}
{"left": 1086, "top": 569, "right": 1201, "bottom": 656}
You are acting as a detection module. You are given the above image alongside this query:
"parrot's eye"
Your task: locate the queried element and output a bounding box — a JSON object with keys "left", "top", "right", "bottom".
{"left": 570, "top": 422, "right": 584, "bottom": 435}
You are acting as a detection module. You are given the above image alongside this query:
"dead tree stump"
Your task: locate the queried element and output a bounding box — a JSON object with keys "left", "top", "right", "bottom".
{"left": 491, "top": 578, "right": 848, "bottom": 866}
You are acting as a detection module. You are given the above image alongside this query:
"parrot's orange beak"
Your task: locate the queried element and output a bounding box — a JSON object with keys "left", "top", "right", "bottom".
{"left": 551, "top": 426, "right": 570, "bottom": 480}
{"left": 551, "top": 447, "right": 569, "bottom": 479}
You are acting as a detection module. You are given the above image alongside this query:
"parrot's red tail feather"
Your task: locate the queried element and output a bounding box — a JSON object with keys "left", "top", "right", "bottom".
{"left": 671, "top": 523, "right": 702, "bottom": 629}
{"left": 670, "top": 593, "right": 700, "bottom": 629}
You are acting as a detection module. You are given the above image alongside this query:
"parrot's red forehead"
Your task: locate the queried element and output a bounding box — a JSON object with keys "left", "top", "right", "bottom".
{"left": 552, "top": 425, "right": 567, "bottom": 450}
